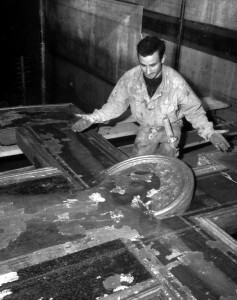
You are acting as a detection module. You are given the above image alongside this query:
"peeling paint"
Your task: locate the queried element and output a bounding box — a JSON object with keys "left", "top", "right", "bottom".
{"left": 0, "top": 272, "right": 18, "bottom": 286}
{"left": 56, "top": 212, "right": 70, "bottom": 221}
{"left": 146, "top": 189, "right": 159, "bottom": 198}
{"left": 120, "top": 273, "right": 134, "bottom": 284}
{"left": 0, "top": 289, "right": 12, "bottom": 299}
{"left": 131, "top": 195, "right": 141, "bottom": 208}
{"left": 89, "top": 193, "right": 106, "bottom": 203}
{"left": 166, "top": 248, "right": 183, "bottom": 260}
{"left": 96, "top": 294, "right": 108, "bottom": 299}
{"left": 113, "top": 285, "right": 129, "bottom": 292}
{"left": 57, "top": 221, "right": 86, "bottom": 236}
{"left": 103, "top": 273, "right": 134, "bottom": 292}
{"left": 43, "top": 138, "right": 63, "bottom": 155}
{"left": 0, "top": 203, "right": 31, "bottom": 250}
{"left": 110, "top": 186, "right": 126, "bottom": 195}
{"left": 110, "top": 210, "right": 124, "bottom": 223}
{"left": 63, "top": 198, "right": 79, "bottom": 208}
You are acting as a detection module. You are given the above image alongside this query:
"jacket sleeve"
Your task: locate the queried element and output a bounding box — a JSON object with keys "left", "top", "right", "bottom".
{"left": 178, "top": 81, "right": 214, "bottom": 140}
{"left": 91, "top": 75, "right": 130, "bottom": 123}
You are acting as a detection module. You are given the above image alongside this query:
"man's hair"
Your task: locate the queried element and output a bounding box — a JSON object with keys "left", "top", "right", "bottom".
{"left": 137, "top": 36, "right": 166, "bottom": 60}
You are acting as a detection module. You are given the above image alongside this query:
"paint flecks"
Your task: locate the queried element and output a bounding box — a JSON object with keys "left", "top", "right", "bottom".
{"left": 166, "top": 248, "right": 183, "bottom": 260}
{"left": 63, "top": 199, "right": 79, "bottom": 208}
{"left": 110, "top": 210, "right": 124, "bottom": 223}
{"left": 0, "top": 289, "right": 12, "bottom": 299}
{"left": 146, "top": 189, "right": 158, "bottom": 198}
{"left": 0, "top": 272, "right": 18, "bottom": 287}
{"left": 103, "top": 273, "right": 134, "bottom": 292}
{"left": 120, "top": 273, "right": 134, "bottom": 284}
{"left": 110, "top": 186, "right": 126, "bottom": 195}
{"left": 56, "top": 212, "right": 70, "bottom": 221}
{"left": 89, "top": 193, "right": 106, "bottom": 203}
{"left": 131, "top": 195, "right": 141, "bottom": 208}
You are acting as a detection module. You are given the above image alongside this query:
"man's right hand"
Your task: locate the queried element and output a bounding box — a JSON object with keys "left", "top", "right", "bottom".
{"left": 72, "top": 114, "right": 94, "bottom": 132}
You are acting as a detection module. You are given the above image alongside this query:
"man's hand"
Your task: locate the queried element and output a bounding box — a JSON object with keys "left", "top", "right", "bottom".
{"left": 72, "top": 114, "right": 94, "bottom": 132}
{"left": 209, "top": 130, "right": 230, "bottom": 152}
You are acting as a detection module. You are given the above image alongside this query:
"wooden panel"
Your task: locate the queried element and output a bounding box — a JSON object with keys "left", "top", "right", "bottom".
{"left": 53, "top": 56, "right": 114, "bottom": 112}
{"left": 122, "top": 0, "right": 237, "bottom": 30}
{"left": 119, "top": 0, "right": 182, "bottom": 18}
{"left": 16, "top": 122, "right": 128, "bottom": 189}
{"left": 185, "top": 0, "right": 237, "bottom": 30}
{"left": 1, "top": 106, "right": 237, "bottom": 298}
{"left": 45, "top": 0, "right": 143, "bottom": 84}
{"left": 179, "top": 47, "right": 237, "bottom": 100}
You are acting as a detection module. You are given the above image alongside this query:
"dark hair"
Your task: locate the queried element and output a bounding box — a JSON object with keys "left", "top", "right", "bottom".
{"left": 137, "top": 36, "right": 166, "bottom": 60}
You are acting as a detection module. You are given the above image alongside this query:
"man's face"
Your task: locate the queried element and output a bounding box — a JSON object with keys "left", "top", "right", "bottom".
{"left": 138, "top": 51, "right": 164, "bottom": 79}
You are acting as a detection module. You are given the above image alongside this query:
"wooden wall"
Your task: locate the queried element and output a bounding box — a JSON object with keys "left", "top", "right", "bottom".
{"left": 45, "top": 0, "right": 142, "bottom": 112}
{"left": 45, "top": 0, "right": 237, "bottom": 121}
{"left": 125, "top": 0, "right": 237, "bottom": 121}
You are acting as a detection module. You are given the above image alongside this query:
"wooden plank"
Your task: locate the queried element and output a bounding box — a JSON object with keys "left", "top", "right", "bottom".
{"left": 123, "top": 0, "right": 237, "bottom": 30}
{"left": 142, "top": 10, "right": 237, "bottom": 63}
{"left": 98, "top": 96, "right": 230, "bottom": 140}
{"left": 201, "top": 96, "right": 230, "bottom": 111}
{"left": 0, "top": 145, "right": 22, "bottom": 158}
{"left": 98, "top": 122, "right": 139, "bottom": 139}
{"left": 16, "top": 122, "right": 128, "bottom": 190}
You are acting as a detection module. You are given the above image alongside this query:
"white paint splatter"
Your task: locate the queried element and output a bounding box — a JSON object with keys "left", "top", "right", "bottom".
{"left": 0, "top": 272, "right": 18, "bottom": 287}
{"left": 146, "top": 189, "right": 159, "bottom": 197}
{"left": 113, "top": 285, "right": 129, "bottom": 292}
{"left": 89, "top": 193, "right": 105, "bottom": 203}
{"left": 0, "top": 289, "right": 12, "bottom": 299}
{"left": 166, "top": 248, "right": 182, "bottom": 260}
{"left": 56, "top": 212, "right": 70, "bottom": 220}
{"left": 63, "top": 198, "right": 79, "bottom": 208}
{"left": 110, "top": 186, "right": 125, "bottom": 194}
{"left": 131, "top": 195, "right": 141, "bottom": 208}
{"left": 120, "top": 273, "right": 134, "bottom": 284}
{"left": 110, "top": 210, "right": 124, "bottom": 223}
{"left": 96, "top": 294, "right": 108, "bottom": 299}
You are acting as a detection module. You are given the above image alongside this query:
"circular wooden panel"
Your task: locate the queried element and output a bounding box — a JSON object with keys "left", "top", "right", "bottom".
{"left": 106, "top": 155, "right": 194, "bottom": 218}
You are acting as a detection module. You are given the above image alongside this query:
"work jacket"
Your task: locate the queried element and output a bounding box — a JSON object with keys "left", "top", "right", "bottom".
{"left": 93, "top": 65, "right": 214, "bottom": 140}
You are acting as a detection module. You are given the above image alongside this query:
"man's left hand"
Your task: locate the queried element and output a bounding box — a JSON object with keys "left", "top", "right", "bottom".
{"left": 209, "top": 130, "right": 230, "bottom": 151}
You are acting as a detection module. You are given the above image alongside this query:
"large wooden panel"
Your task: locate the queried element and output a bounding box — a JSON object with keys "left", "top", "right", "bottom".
{"left": 122, "top": 0, "right": 237, "bottom": 30}
{"left": 1, "top": 105, "right": 237, "bottom": 298}
{"left": 45, "top": 0, "right": 143, "bottom": 84}
{"left": 16, "top": 122, "right": 127, "bottom": 189}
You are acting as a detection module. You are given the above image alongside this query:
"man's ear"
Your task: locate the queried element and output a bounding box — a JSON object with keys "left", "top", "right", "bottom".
{"left": 161, "top": 55, "right": 166, "bottom": 64}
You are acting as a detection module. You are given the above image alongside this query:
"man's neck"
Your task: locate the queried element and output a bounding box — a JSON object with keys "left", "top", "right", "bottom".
{"left": 143, "top": 73, "right": 163, "bottom": 98}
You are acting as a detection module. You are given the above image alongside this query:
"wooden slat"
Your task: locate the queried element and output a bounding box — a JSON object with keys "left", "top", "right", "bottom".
{"left": 98, "top": 97, "right": 230, "bottom": 140}
{"left": 0, "top": 145, "right": 23, "bottom": 157}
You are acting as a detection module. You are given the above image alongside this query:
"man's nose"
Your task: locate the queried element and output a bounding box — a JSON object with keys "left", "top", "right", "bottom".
{"left": 146, "top": 66, "right": 151, "bottom": 74}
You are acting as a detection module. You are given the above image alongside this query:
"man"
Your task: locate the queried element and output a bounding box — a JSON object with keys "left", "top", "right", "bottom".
{"left": 72, "top": 35, "right": 229, "bottom": 157}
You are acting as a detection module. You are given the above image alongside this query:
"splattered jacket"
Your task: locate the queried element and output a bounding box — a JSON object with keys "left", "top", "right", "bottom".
{"left": 93, "top": 65, "right": 214, "bottom": 140}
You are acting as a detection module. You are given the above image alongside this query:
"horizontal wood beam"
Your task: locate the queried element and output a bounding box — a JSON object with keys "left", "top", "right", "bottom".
{"left": 143, "top": 10, "right": 237, "bottom": 63}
